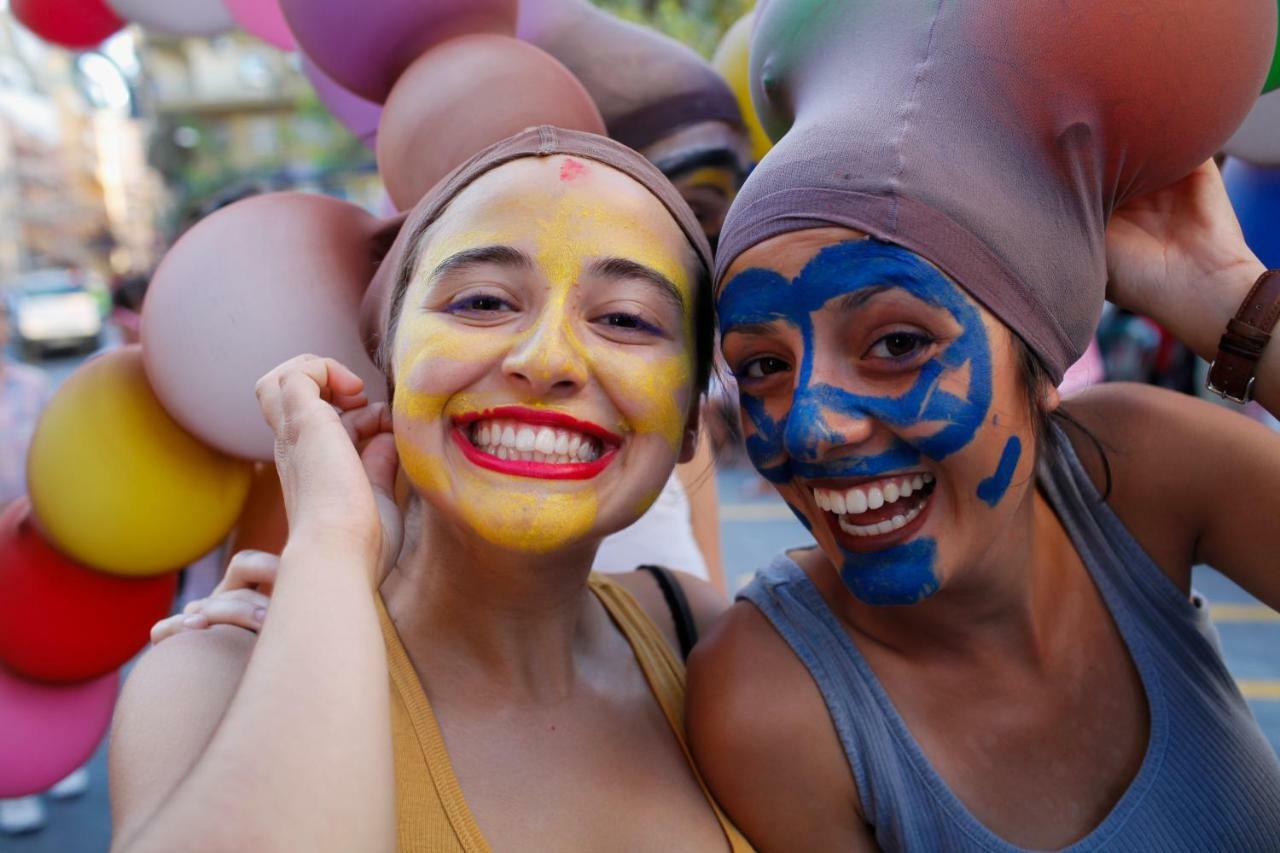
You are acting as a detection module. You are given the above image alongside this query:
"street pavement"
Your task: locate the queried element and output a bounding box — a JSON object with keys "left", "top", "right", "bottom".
{"left": 3, "top": 353, "right": 1278, "bottom": 851}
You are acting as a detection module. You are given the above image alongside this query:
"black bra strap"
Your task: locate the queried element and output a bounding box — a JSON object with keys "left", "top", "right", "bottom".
{"left": 637, "top": 564, "right": 698, "bottom": 662}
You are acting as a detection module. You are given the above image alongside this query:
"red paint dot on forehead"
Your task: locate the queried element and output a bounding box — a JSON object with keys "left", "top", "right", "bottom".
{"left": 559, "top": 158, "right": 588, "bottom": 181}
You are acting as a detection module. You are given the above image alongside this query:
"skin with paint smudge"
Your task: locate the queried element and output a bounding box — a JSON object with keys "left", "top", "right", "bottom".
{"left": 718, "top": 227, "right": 1043, "bottom": 605}
{"left": 390, "top": 156, "right": 700, "bottom": 554}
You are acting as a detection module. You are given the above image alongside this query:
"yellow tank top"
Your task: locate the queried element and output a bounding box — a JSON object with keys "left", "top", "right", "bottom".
{"left": 376, "top": 572, "right": 753, "bottom": 852}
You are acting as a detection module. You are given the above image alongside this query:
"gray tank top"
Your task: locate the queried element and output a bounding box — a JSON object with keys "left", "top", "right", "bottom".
{"left": 741, "top": 426, "right": 1280, "bottom": 851}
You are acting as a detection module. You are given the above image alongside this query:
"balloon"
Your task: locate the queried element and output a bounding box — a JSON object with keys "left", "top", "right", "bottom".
{"left": 142, "top": 193, "right": 394, "bottom": 461}
{"left": 1224, "top": 90, "right": 1280, "bottom": 166}
{"left": 280, "top": 0, "right": 518, "bottom": 103}
{"left": 107, "top": 0, "right": 234, "bottom": 36}
{"left": 712, "top": 12, "right": 772, "bottom": 164}
{"left": 0, "top": 498, "right": 177, "bottom": 683}
{"left": 27, "top": 346, "right": 252, "bottom": 576}
{"left": 302, "top": 56, "right": 381, "bottom": 150}
{"left": 223, "top": 0, "right": 294, "bottom": 50}
{"left": 1224, "top": 158, "right": 1280, "bottom": 268}
{"left": 377, "top": 34, "right": 605, "bottom": 210}
{"left": 11, "top": 0, "right": 124, "bottom": 49}
{"left": 0, "top": 663, "right": 117, "bottom": 798}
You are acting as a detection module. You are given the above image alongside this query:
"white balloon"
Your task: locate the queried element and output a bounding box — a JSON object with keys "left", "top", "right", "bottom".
{"left": 1224, "top": 90, "right": 1280, "bottom": 167}
{"left": 108, "top": 0, "right": 235, "bottom": 37}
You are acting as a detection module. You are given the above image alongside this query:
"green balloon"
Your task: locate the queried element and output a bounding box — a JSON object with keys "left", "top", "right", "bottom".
{"left": 1268, "top": 1, "right": 1280, "bottom": 93}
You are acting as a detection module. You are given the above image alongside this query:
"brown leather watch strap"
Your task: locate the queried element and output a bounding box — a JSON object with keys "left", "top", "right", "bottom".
{"left": 1206, "top": 269, "right": 1280, "bottom": 403}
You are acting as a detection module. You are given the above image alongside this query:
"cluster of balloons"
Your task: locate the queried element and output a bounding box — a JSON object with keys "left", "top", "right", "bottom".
{"left": 0, "top": 344, "right": 254, "bottom": 797}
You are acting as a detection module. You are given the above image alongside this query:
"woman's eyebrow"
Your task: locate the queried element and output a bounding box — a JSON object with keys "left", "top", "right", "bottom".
{"left": 588, "top": 257, "right": 687, "bottom": 312}
{"left": 428, "top": 245, "right": 532, "bottom": 284}
{"left": 833, "top": 285, "right": 891, "bottom": 313}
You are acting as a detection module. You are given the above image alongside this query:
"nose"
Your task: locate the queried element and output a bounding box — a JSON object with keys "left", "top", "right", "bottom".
{"left": 783, "top": 382, "right": 875, "bottom": 463}
{"left": 501, "top": 313, "right": 588, "bottom": 398}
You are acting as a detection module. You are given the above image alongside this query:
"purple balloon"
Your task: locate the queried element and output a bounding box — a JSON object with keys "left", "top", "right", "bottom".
{"left": 302, "top": 56, "right": 380, "bottom": 150}
{"left": 280, "top": 0, "right": 518, "bottom": 103}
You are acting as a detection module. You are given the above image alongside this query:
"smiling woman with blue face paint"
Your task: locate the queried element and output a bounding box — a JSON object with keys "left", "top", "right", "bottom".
{"left": 684, "top": 0, "right": 1280, "bottom": 848}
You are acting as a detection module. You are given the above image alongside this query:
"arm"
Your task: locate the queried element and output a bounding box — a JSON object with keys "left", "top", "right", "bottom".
{"left": 675, "top": 425, "right": 727, "bottom": 594}
{"left": 685, "top": 602, "right": 877, "bottom": 852}
{"left": 111, "top": 356, "right": 399, "bottom": 853}
{"left": 1106, "top": 160, "right": 1280, "bottom": 413}
{"left": 1065, "top": 382, "right": 1280, "bottom": 611}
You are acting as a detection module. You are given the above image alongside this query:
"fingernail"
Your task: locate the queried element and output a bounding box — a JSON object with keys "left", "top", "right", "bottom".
{"left": 183, "top": 614, "right": 208, "bottom": 628}
{"left": 183, "top": 601, "right": 201, "bottom": 614}
{"left": 253, "top": 608, "right": 267, "bottom": 624}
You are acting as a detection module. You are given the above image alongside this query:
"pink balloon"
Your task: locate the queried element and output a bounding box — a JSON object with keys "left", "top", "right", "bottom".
{"left": 142, "top": 193, "right": 396, "bottom": 461}
{"left": 302, "top": 56, "right": 380, "bottom": 150}
{"left": 0, "top": 663, "right": 117, "bottom": 798}
{"left": 223, "top": 0, "right": 294, "bottom": 50}
{"left": 280, "top": 0, "right": 518, "bottom": 103}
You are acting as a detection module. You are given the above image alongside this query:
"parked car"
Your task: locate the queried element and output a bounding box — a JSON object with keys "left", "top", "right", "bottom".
{"left": 6, "top": 270, "right": 103, "bottom": 359}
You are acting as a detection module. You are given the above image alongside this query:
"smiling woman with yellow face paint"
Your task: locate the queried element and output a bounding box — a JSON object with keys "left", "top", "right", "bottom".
{"left": 109, "top": 129, "right": 750, "bottom": 853}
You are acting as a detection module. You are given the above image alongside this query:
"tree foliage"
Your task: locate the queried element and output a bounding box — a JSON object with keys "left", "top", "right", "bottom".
{"left": 593, "top": 0, "right": 754, "bottom": 57}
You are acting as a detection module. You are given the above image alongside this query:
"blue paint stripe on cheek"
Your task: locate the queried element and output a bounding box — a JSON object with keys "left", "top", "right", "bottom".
{"left": 976, "top": 435, "right": 1022, "bottom": 507}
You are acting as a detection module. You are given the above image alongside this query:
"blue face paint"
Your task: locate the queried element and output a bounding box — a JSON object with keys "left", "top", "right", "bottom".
{"left": 976, "top": 436, "right": 1022, "bottom": 507}
{"left": 719, "top": 239, "right": 997, "bottom": 605}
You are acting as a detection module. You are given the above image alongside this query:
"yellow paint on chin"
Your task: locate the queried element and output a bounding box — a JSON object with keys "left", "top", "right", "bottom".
{"left": 386, "top": 175, "right": 697, "bottom": 553}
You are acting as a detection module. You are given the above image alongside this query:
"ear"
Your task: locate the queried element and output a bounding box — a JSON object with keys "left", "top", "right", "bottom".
{"left": 677, "top": 402, "right": 703, "bottom": 464}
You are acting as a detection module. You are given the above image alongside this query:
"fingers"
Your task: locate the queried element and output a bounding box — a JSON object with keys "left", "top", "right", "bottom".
{"left": 362, "top": 433, "right": 400, "bottom": 499}
{"left": 186, "top": 591, "right": 270, "bottom": 634}
{"left": 152, "top": 587, "right": 272, "bottom": 645}
{"left": 217, "top": 549, "right": 280, "bottom": 596}
{"left": 254, "top": 354, "right": 367, "bottom": 435}
{"left": 339, "top": 401, "right": 393, "bottom": 449}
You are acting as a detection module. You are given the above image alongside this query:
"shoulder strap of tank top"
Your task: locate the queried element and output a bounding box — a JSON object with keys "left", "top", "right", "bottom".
{"left": 636, "top": 563, "right": 698, "bottom": 661}
{"left": 587, "top": 574, "right": 755, "bottom": 852}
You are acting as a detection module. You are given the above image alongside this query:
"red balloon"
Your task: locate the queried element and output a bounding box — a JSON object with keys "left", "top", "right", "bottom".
{"left": 11, "top": 0, "right": 125, "bottom": 49}
{"left": 0, "top": 498, "right": 178, "bottom": 683}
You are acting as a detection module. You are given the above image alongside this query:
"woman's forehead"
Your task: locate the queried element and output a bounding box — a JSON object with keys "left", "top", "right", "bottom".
{"left": 720, "top": 226, "right": 869, "bottom": 288}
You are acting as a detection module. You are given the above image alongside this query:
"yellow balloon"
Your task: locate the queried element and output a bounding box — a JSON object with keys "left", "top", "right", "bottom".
{"left": 713, "top": 11, "right": 772, "bottom": 164}
{"left": 27, "top": 346, "right": 252, "bottom": 576}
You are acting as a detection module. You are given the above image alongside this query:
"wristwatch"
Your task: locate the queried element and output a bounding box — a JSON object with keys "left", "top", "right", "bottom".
{"left": 1206, "top": 269, "right": 1280, "bottom": 404}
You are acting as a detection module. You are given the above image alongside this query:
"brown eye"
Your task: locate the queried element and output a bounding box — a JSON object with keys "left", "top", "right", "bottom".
{"left": 741, "top": 356, "right": 791, "bottom": 380}
{"left": 867, "top": 332, "right": 933, "bottom": 361}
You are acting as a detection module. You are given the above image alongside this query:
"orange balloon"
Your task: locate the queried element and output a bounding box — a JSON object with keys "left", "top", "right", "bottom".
{"left": 377, "top": 34, "right": 605, "bottom": 211}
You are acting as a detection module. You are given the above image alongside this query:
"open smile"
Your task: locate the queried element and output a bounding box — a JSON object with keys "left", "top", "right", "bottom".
{"left": 809, "top": 472, "right": 937, "bottom": 551}
{"left": 451, "top": 406, "right": 622, "bottom": 480}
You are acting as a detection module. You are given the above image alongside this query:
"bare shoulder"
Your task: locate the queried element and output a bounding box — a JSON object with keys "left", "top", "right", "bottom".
{"left": 686, "top": 600, "right": 874, "bottom": 851}
{"left": 110, "top": 626, "right": 257, "bottom": 842}
{"left": 1059, "top": 383, "right": 1280, "bottom": 585}
{"left": 610, "top": 568, "right": 729, "bottom": 654}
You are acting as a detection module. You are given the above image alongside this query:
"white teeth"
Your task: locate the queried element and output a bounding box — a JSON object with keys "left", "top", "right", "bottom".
{"left": 847, "top": 487, "right": 868, "bottom": 514}
{"left": 923, "top": 473, "right": 934, "bottom": 484}
{"left": 467, "top": 418, "right": 606, "bottom": 466}
{"left": 534, "top": 427, "right": 557, "bottom": 454}
{"left": 815, "top": 489, "right": 830, "bottom": 511}
{"left": 867, "top": 487, "right": 884, "bottom": 510}
{"left": 883, "top": 482, "right": 900, "bottom": 504}
{"left": 912, "top": 475, "right": 924, "bottom": 491}
{"left": 830, "top": 491, "right": 847, "bottom": 514}
{"left": 837, "top": 502, "right": 925, "bottom": 538}
{"left": 899, "top": 479, "right": 913, "bottom": 498}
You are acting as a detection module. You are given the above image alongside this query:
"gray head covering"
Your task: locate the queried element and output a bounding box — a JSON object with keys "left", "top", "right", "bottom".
{"left": 517, "top": 0, "right": 743, "bottom": 151}
{"left": 361, "top": 126, "right": 713, "bottom": 360}
{"left": 716, "top": 0, "right": 1276, "bottom": 380}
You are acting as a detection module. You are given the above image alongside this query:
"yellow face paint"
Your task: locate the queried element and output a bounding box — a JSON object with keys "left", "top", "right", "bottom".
{"left": 388, "top": 157, "right": 698, "bottom": 554}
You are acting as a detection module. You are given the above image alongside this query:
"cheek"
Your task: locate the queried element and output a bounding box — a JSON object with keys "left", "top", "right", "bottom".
{"left": 595, "top": 347, "right": 693, "bottom": 449}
